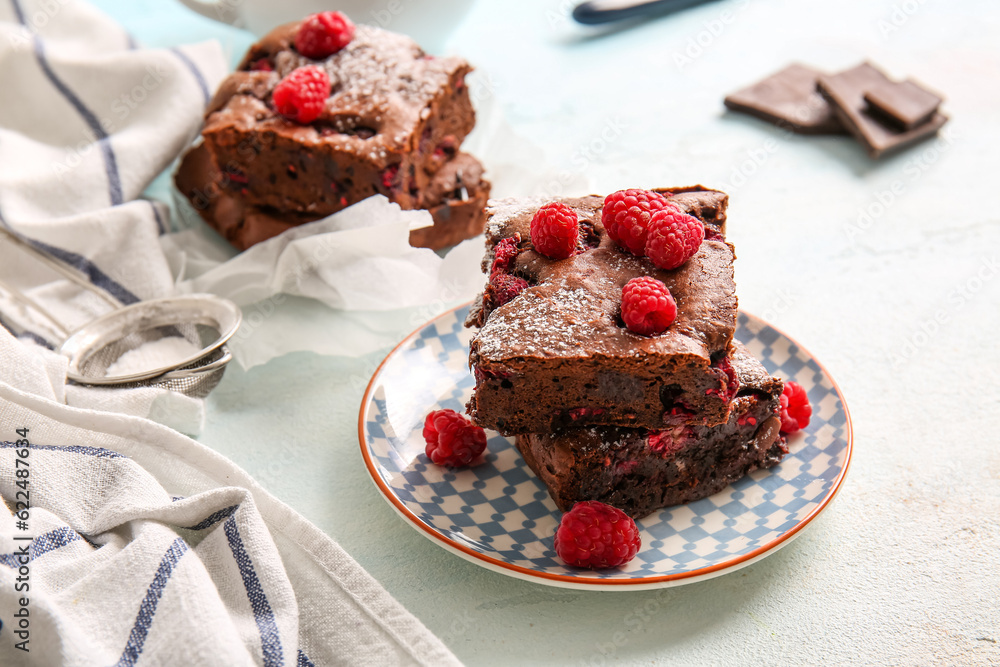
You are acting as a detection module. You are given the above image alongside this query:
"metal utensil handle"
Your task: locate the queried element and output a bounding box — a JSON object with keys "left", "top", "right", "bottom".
{"left": 572, "top": 0, "right": 719, "bottom": 24}
{"left": 155, "top": 347, "right": 233, "bottom": 381}
{"left": 0, "top": 227, "right": 121, "bottom": 310}
{"left": 0, "top": 276, "right": 69, "bottom": 339}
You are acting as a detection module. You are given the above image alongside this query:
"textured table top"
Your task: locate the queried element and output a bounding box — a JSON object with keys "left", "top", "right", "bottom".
{"left": 97, "top": 0, "right": 1000, "bottom": 664}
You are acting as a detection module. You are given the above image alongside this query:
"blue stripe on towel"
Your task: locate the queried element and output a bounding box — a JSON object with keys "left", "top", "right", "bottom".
{"left": 0, "top": 313, "right": 54, "bottom": 349}
{"left": 169, "top": 47, "right": 210, "bottom": 107}
{"left": 0, "top": 441, "right": 127, "bottom": 459}
{"left": 21, "top": 235, "right": 139, "bottom": 305}
{"left": 0, "top": 216, "right": 140, "bottom": 305}
{"left": 297, "top": 650, "right": 315, "bottom": 667}
{"left": 30, "top": 526, "right": 83, "bottom": 558}
{"left": 115, "top": 538, "right": 189, "bottom": 667}
{"left": 149, "top": 200, "right": 167, "bottom": 235}
{"left": 0, "top": 120, "right": 138, "bottom": 306}
{"left": 0, "top": 527, "right": 85, "bottom": 567}
{"left": 181, "top": 504, "right": 238, "bottom": 531}
{"left": 12, "top": 0, "right": 124, "bottom": 206}
{"left": 225, "top": 516, "right": 285, "bottom": 667}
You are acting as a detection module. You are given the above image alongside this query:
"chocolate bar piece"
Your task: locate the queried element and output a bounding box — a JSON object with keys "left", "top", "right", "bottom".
{"left": 817, "top": 62, "right": 948, "bottom": 158}
{"left": 724, "top": 64, "right": 844, "bottom": 135}
{"left": 863, "top": 79, "right": 942, "bottom": 131}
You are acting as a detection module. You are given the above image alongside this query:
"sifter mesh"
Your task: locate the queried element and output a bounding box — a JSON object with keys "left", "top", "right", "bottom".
{"left": 73, "top": 322, "right": 229, "bottom": 399}
{"left": 76, "top": 323, "right": 215, "bottom": 378}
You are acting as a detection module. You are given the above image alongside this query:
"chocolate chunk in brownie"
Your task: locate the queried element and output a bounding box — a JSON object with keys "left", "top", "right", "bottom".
{"left": 724, "top": 64, "right": 845, "bottom": 135}
{"left": 515, "top": 343, "right": 787, "bottom": 519}
{"left": 201, "top": 21, "right": 476, "bottom": 217}
{"left": 817, "top": 62, "right": 948, "bottom": 158}
{"left": 466, "top": 187, "right": 738, "bottom": 435}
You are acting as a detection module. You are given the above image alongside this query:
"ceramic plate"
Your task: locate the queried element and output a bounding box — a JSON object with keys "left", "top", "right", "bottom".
{"left": 359, "top": 304, "right": 852, "bottom": 590}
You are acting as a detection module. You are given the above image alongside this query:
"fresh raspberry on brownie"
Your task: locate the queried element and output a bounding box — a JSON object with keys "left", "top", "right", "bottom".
{"left": 621, "top": 276, "right": 677, "bottom": 336}
{"left": 645, "top": 207, "right": 705, "bottom": 270}
{"left": 272, "top": 66, "right": 331, "bottom": 124}
{"left": 295, "top": 11, "right": 355, "bottom": 59}
{"left": 530, "top": 202, "right": 579, "bottom": 260}
{"left": 601, "top": 189, "right": 675, "bottom": 256}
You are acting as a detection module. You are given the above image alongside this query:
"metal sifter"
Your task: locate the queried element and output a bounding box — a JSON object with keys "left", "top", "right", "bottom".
{"left": 0, "top": 227, "right": 242, "bottom": 398}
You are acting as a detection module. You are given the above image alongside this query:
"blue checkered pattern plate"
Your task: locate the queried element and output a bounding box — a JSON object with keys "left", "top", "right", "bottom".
{"left": 359, "top": 304, "right": 852, "bottom": 590}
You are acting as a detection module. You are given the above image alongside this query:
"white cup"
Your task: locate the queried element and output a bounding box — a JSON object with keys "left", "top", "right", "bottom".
{"left": 176, "top": 0, "right": 474, "bottom": 53}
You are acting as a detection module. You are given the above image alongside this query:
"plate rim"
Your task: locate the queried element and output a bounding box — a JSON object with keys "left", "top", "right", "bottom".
{"left": 358, "top": 302, "right": 853, "bottom": 589}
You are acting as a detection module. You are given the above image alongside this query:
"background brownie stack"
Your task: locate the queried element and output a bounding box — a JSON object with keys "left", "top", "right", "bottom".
{"left": 176, "top": 16, "right": 490, "bottom": 251}
{"left": 464, "top": 188, "right": 788, "bottom": 519}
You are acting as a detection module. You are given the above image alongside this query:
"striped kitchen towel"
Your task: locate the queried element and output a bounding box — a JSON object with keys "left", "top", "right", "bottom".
{"left": 0, "top": 324, "right": 460, "bottom": 666}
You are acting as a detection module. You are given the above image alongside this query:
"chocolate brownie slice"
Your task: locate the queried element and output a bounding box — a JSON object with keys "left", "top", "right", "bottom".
{"left": 176, "top": 142, "right": 488, "bottom": 251}
{"left": 466, "top": 187, "right": 737, "bottom": 435}
{"left": 201, "top": 21, "right": 475, "bottom": 217}
{"left": 515, "top": 343, "right": 787, "bottom": 519}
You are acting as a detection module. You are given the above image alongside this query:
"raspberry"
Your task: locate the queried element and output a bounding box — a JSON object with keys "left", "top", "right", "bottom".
{"left": 530, "top": 202, "right": 579, "bottom": 259}
{"left": 423, "top": 409, "right": 488, "bottom": 467}
{"left": 707, "top": 356, "right": 739, "bottom": 400}
{"left": 647, "top": 424, "right": 693, "bottom": 456}
{"left": 250, "top": 58, "right": 273, "bottom": 71}
{"left": 554, "top": 500, "right": 641, "bottom": 569}
{"left": 644, "top": 208, "right": 705, "bottom": 270}
{"left": 601, "top": 189, "right": 674, "bottom": 256}
{"left": 489, "top": 235, "right": 521, "bottom": 278}
{"left": 621, "top": 277, "right": 676, "bottom": 336}
{"left": 779, "top": 381, "right": 812, "bottom": 434}
{"left": 380, "top": 164, "right": 399, "bottom": 190}
{"left": 295, "top": 11, "right": 355, "bottom": 59}
{"left": 489, "top": 273, "right": 528, "bottom": 307}
{"left": 272, "top": 66, "right": 330, "bottom": 124}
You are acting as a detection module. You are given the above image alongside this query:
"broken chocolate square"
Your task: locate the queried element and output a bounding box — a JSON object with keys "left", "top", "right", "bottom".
{"left": 817, "top": 62, "right": 948, "bottom": 159}
{"left": 724, "top": 63, "right": 845, "bottom": 135}
{"left": 863, "top": 78, "right": 942, "bottom": 131}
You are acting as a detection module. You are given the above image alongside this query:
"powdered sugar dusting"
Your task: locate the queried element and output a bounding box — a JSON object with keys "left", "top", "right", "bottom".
{"left": 477, "top": 287, "right": 607, "bottom": 358}
{"left": 485, "top": 197, "right": 551, "bottom": 239}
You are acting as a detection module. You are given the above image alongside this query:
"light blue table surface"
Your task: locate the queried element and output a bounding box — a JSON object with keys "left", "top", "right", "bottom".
{"left": 94, "top": 1, "right": 1000, "bottom": 664}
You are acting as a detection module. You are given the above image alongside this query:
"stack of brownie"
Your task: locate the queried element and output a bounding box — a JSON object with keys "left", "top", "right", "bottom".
{"left": 464, "top": 187, "right": 788, "bottom": 519}
{"left": 175, "top": 19, "right": 490, "bottom": 251}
